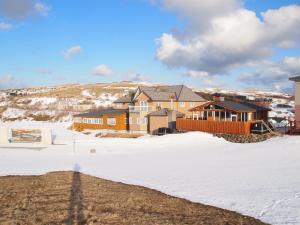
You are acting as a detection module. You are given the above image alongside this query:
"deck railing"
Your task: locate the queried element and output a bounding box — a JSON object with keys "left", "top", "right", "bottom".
{"left": 176, "top": 119, "right": 252, "bottom": 135}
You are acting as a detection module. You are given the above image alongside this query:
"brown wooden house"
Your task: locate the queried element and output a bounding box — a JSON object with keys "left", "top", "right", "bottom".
{"left": 177, "top": 100, "right": 271, "bottom": 135}
{"left": 73, "top": 109, "right": 128, "bottom": 131}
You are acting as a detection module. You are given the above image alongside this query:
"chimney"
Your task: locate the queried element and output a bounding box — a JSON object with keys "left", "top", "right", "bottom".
{"left": 213, "top": 93, "right": 224, "bottom": 102}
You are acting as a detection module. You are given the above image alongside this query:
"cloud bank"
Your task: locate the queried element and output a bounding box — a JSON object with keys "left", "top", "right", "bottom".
{"left": 0, "top": 0, "right": 50, "bottom": 19}
{"left": 154, "top": 0, "right": 300, "bottom": 91}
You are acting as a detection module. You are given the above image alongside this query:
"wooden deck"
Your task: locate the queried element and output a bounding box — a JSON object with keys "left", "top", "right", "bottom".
{"left": 176, "top": 119, "right": 254, "bottom": 135}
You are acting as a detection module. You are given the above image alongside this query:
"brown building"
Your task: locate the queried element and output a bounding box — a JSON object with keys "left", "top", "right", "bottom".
{"left": 127, "top": 85, "right": 207, "bottom": 133}
{"left": 73, "top": 109, "right": 128, "bottom": 131}
{"left": 177, "top": 100, "right": 271, "bottom": 135}
{"left": 289, "top": 76, "right": 300, "bottom": 131}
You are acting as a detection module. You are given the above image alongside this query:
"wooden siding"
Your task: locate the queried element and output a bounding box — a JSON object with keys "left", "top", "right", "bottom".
{"left": 73, "top": 113, "right": 128, "bottom": 131}
{"left": 176, "top": 119, "right": 252, "bottom": 135}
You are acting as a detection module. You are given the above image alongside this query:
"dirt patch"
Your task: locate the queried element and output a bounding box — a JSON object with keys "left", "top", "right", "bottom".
{"left": 0, "top": 171, "right": 269, "bottom": 225}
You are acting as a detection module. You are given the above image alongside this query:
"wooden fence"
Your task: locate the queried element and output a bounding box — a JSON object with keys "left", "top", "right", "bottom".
{"left": 176, "top": 119, "right": 252, "bottom": 135}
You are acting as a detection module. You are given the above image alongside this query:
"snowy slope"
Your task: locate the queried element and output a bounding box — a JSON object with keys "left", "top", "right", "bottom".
{"left": 0, "top": 121, "right": 299, "bottom": 225}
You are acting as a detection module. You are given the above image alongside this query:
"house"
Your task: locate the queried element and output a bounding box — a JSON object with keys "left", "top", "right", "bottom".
{"left": 72, "top": 85, "right": 207, "bottom": 134}
{"left": 127, "top": 85, "right": 207, "bottom": 133}
{"left": 176, "top": 99, "right": 271, "bottom": 135}
{"left": 289, "top": 76, "right": 300, "bottom": 132}
{"left": 73, "top": 109, "right": 128, "bottom": 131}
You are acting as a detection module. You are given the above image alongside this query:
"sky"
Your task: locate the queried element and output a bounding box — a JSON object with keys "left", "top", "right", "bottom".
{"left": 0, "top": 0, "right": 300, "bottom": 93}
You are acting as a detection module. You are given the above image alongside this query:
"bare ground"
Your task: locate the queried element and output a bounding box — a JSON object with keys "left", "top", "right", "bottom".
{"left": 0, "top": 171, "right": 269, "bottom": 225}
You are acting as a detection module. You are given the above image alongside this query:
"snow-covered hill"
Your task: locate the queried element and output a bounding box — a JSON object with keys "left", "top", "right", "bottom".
{"left": 0, "top": 83, "right": 295, "bottom": 125}
{"left": 0, "top": 82, "right": 152, "bottom": 122}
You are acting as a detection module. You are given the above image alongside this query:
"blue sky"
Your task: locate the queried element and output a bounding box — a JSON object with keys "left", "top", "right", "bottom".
{"left": 0, "top": 0, "right": 300, "bottom": 92}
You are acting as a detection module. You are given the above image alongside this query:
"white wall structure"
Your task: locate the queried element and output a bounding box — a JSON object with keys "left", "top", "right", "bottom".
{"left": 0, "top": 128, "right": 52, "bottom": 145}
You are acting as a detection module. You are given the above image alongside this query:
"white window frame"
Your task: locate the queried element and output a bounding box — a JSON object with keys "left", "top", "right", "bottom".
{"left": 140, "top": 101, "right": 148, "bottom": 112}
{"left": 107, "top": 118, "right": 116, "bottom": 126}
{"left": 129, "top": 117, "right": 133, "bottom": 125}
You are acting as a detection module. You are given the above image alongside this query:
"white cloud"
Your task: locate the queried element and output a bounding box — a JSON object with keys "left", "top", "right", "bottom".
{"left": 237, "top": 57, "right": 300, "bottom": 92}
{"left": 63, "top": 46, "right": 82, "bottom": 59}
{"left": 184, "top": 70, "right": 209, "bottom": 78}
{"left": 154, "top": 1, "right": 300, "bottom": 76}
{"left": 0, "top": 0, "right": 51, "bottom": 19}
{"left": 34, "top": 2, "right": 50, "bottom": 16}
{"left": 0, "top": 22, "right": 12, "bottom": 30}
{"left": 91, "top": 64, "right": 113, "bottom": 76}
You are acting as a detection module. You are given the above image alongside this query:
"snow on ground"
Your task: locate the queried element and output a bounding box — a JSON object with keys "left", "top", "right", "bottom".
{"left": 0, "top": 121, "right": 299, "bottom": 225}
{"left": 81, "top": 89, "right": 95, "bottom": 98}
{"left": 28, "top": 97, "right": 58, "bottom": 105}
{"left": 2, "top": 108, "right": 26, "bottom": 118}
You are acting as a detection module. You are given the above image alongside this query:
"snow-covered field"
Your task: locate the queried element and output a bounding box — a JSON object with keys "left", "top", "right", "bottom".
{"left": 0, "top": 121, "right": 299, "bottom": 225}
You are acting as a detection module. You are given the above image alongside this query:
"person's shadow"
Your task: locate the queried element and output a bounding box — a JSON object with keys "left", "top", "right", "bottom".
{"left": 68, "top": 164, "right": 86, "bottom": 224}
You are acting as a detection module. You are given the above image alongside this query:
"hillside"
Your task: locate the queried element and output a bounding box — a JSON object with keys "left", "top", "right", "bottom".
{"left": 0, "top": 82, "right": 295, "bottom": 126}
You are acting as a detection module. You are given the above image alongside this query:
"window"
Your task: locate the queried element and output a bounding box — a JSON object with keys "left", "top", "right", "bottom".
{"left": 141, "top": 117, "right": 148, "bottom": 125}
{"left": 156, "top": 102, "right": 162, "bottom": 108}
{"left": 180, "top": 102, "right": 185, "bottom": 107}
{"left": 140, "top": 101, "right": 148, "bottom": 112}
{"left": 116, "top": 103, "right": 122, "bottom": 108}
{"left": 190, "top": 102, "right": 194, "bottom": 107}
{"left": 129, "top": 117, "right": 133, "bottom": 125}
{"left": 125, "top": 118, "right": 129, "bottom": 125}
{"left": 107, "top": 118, "right": 116, "bottom": 126}
{"left": 83, "top": 118, "right": 88, "bottom": 124}
{"left": 94, "top": 118, "right": 103, "bottom": 124}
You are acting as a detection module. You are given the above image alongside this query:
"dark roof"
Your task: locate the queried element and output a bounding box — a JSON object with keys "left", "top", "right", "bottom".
{"left": 190, "top": 100, "right": 270, "bottom": 113}
{"left": 213, "top": 101, "right": 256, "bottom": 112}
{"left": 241, "top": 102, "right": 270, "bottom": 112}
{"left": 113, "top": 96, "right": 132, "bottom": 103}
{"left": 137, "top": 85, "right": 206, "bottom": 102}
{"left": 148, "top": 108, "right": 185, "bottom": 117}
{"left": 74, "top": 109, "right": 128, "bottom": 117}
{"left": 289, "top": 76, "right": 300, "bottom": 82}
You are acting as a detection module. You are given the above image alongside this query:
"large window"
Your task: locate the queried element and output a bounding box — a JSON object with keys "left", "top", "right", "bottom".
{"left": 140, "top": 101, "right": 148, "bottom": 112}
{"left": 107, "top": 118, "right": 116, "bottom": 126}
